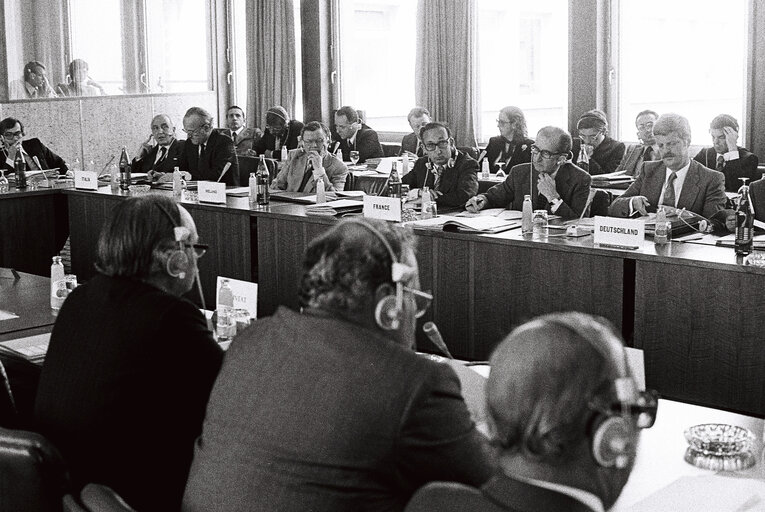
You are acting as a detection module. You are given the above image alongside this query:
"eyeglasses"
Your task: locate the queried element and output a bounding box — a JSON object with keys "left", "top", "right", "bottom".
{"left": 182, "top": 123, "right": 210, "bottom": 136}
{"left": 589, "top": 389, "right": 659, "bottom": 430}
{"left": 303, "top": 138, "right": 326, "bottom": 147}
{"left": 636, "top": 122, "right": 654, "bottom": 131}
{"left": 496, "top": 119, "right": 512, "bottom": 126}
{"left": 530, "top": 145, "right": 562, "bottom": 160}
{"left": 2, "top": 130, "right": 23, "bottom": 139}
{"left": 423, "top": 140, "right": 451, "bottom": 152}
{"left": 403, "top": 286, "right": 433, "bottom": 318}
{"left": 183, "top": 243, "right": 208, "bottom": 258}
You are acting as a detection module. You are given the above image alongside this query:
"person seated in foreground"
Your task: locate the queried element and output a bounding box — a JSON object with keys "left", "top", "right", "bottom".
{"left": 34, "top": 195, "right": 223, "bottom": 512}
{"left": 182, "top": 218, "right": 495, "bottom": 512}
{"left": 401, "top": 121, "right": 479, "bottom": 208}
{"left": 572, "top": 110, "right": 625, "bottom": 175}
{"left": 405, "top": 312, "right": 658, "bottom": 512}
{"left": 465, "top": 126, "right": 591, "bottom": 220}
{"left": 252, "top": 105, "right": 303, "bottom": 160}
{"left": 179, "top": 106, "right": 239, "bottom": 186}
{"left": 332, "top": 105, "right": 384, "bottom": 163}
{"left": 270, "top": 121, "right": 348, "bottom": 192}
{"left": 483, "top": 106, "right": 534, "bottom": 173}
{"left": 400, "top": 106, "right": 432, "bottom": 158}
{"left": 693, "top": 114, "right": 759, "bottom": 193}
{"left": 221, "top": 105, "right": 262, "bottom": 156}
{"left": 615, "top": 110, "right": 660, "bottom": 177}
{"left": 0, "top": 117, "right": 69, "bottom": 175}
{"left": 608, "top": 113, "right": 727, "bottom": 221}
{"left": 131, "top": 114, "right": 185, "bottom": 181}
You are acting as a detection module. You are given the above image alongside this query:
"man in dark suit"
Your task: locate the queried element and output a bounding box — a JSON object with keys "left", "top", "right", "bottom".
{"left": 399, "top": 106, "right": 431, "bottom": 157}
{"left": 0, "top": 117, "right": 68, "bottom": 175}
{"left": 609, "top": 113, "right": 727, "bottom": 220}
{"left": 332, "top": 105, "right": 384, "bottom": 163}
{"left": 253, "top": 105, "right": 302, "bottom": 161}
{"left": 405, "top": 312, "right": 657, "bottom": 512}
{"left": 131, "top": 114, "right": 184, "bottom": 180}
{"left": 220, "top": 105, "right": 262, "bottom": 156}
{"left": 482, "top": 106, "right": 534, "bottom": 173}
{"left": 178, "top": 107, "right": 239, "bottom": 186}
{"left": 466, "top": 126, "right": 591, "bottom": 220}
{"left": 615, "top": 109, "right": 660, "bottom": 177}
{"left": 693, "top": 114, "right": 759, "bottom": 192}
{"left": 182, "top": 218, "right": 494, "bottom": 512}
{"left": 402, "top": 122, "right": 479, "bottom": 208}
{"left": 572, "top": 109, "right": 625, "bottom": 175}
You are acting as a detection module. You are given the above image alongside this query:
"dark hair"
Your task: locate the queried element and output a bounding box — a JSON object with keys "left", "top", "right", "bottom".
{"left": 95, "top": 195, "right": 182, "bottom": 279}
{"left": 299, "top": 218, "right": 415, "bottom": 313}
{"left": 635, "top": 110, "right": 659, "bottom": 123}
{"left": 407, "top": 107, "right": 431, "bottom": 123}
{"left": 419, "top": 121, "right": 452, "bottom": 140}
{"left": 227, "top": 105, "right": 245, "bottom": 116}
{"left": 301, "top": 121, "right": 330, "bottom": 139}
{"left": 537, "top": 126, "right": 572, "bottom": 155}
{"left": 577, "top": 109, "right": 608, "bottom": 132}
{"left": 498, "top": 106, "right": 528, "bottom": 138}
{"left": 0, "top": 117, "right": 24, "bottom": 134}
{"left": 23, "top": 61, "right": 45, "bottom": 81}
{"left": 68, "top": 59, "right": 88, "bottom": 78}
{"left": 335, "top": 106, "right": 359, "bottom": 124}
{"left": 710, "top": 114, "right": 739, "bottom": 132}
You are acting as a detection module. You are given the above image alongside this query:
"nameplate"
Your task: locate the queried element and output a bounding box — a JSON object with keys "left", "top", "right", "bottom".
{"left": 198, "top": 181, "right": 227, "bottom": 204}
{"left": 74, "top": 170, "right": 99, "bottom": 190}
{"left": 363, "top": 195, "right": 401, "bottom": 222}
{"left": 216, "top": 276, "right": 258, "bottom": 319}
{"left": 593, "top": 216, "right": 644, "bottom": 250}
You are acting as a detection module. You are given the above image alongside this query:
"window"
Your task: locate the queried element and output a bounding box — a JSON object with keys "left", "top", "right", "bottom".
{"left": 69, "top": 0, "right": 125, "bottom": 94}
{"left": 476, "top": 0, "right": 569, "bottom": 142}
{"left": 614, "top": 0, "right": 748, "bottom": 144}
{"left": 336, "top": 0, "right": 416, "bottom": 132}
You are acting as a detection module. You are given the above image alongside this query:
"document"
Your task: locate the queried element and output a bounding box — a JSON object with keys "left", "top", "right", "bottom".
{"left": 628, "top": 475, "right": 765, "bottom": 512}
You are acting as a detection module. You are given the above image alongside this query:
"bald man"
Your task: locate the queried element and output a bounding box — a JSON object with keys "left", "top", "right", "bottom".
{"left": 132, "top": 114, "right": 185, "bottom": 180}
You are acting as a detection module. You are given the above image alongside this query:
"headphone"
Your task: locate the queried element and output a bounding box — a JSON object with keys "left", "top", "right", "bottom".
{"left": 342, "top": 220, "right": 413, "bottom": 331}
{"left": 425, "top": 146, "right": 458, "bottom": 188}
{"left": 156, "top": 203, "right": 191, "bottom": 280}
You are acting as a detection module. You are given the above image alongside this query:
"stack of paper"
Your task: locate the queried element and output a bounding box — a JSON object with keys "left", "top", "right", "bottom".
{"left": 0, "top": 333, "right": 50, "bottom": 363}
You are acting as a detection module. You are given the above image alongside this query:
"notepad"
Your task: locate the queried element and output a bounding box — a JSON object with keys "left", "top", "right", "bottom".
{"left": 0, "top": 333, "right": 50, "bottom": 362}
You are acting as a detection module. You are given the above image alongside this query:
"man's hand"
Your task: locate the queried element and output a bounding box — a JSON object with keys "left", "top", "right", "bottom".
{"left": 630, "top": 196, "right": 650, "bottom": 216}
{"left": 582, "top": 143, "right": 594, "bottom": 158}
{"left": 5, "top": 140, "right": 21, "bottom": 161}
{"left": 725, "top": 211, "right": 737, "bottom": 233}
{"left": 137, "top": 135, "right": 153, "bottom": 159}
{"left": 724, "top": 126, "right": 739, "bottom": 153}
{"left": 307, "top": 151, "right": 326, "bottom": 180}
{"left": 465, "top": 194, "right": 487, "bottom": 213}
{"left": 537, "top": 173, "right": 559, "bottom": 202}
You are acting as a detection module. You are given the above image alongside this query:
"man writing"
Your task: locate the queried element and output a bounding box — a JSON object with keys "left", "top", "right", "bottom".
{"left": 693, "top": 114, "right": 759, "bottom": 192}
{"left": 132, "top": 114, "right": 185, "bottom": 181}
{"left": 608, "top": 113, "right": 727, "bottom": 220}
{"left": 402, "top": 122, "right": 478, "bottom": 208}
{"left": 332, "top": 105, "right": 384, "bottom": 163}
{"left": 615, "top": 110, "right": 660, "bottom": 177}
{"left": 220, "top": 106, "right": 262, "bottom": 156}
{"left": 178, "top": 107, "right": 239, "bottom": 186}
{"left": 183, "top": 218, "right": 494, "bottom": 512}
{"left": 466, "top": 126, "right": 591, "bottom": 220}
{"left": 270, "top": 121, "right": 348, "bottom": 192}
{"left": 406, "top": 312, "right": 657, "bottom": 512}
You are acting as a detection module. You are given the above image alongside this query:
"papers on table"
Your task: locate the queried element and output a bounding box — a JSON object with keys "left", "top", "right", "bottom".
{"left": 715, "top": 233, "right": 765, "bottom": 248}
{"left": 0, "top": 333, "right": 50, "bottom": 363}
{"left": 225, "top": 186, "right": 251, "bottom": 196}
{"left": 456, "top": 208, "right": 523, "bottom": 221}
{"left": 590, "top": 170, "right": 634, "bottom": 184}
{"left": 0, "top": 310, "right": 19, "bottom": 321}
{"left": 305, "top": 199, "right": 364, "bottom": 216}
{"left": 405, "top": 214, "right": 521, "bottom": 233}
{"left": 628, "top": 475, "right": 765, "bottom": 512}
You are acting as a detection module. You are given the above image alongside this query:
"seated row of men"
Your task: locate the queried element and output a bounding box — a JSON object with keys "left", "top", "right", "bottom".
{"left": 33, "top": 196, "right": 658, "bottom": 511}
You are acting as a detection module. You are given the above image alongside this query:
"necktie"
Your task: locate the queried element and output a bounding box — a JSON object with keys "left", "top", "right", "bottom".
{"left": 433, "top": 165, "right": 443, "bottom": 190}
{"left": 24, "top": 153, "right": 39, "bottom": 170}
{"left": 299, "top": 161, "right": 314, "bottom": 192}
{"left": 416, "top": 142, "right": 423, "bottom": 158}
{"left": 232, "top": 132, "right": 237, "bottom": 144}
{"left": 716, "top": 154, "right": 725, "bottom": 172}
{"left": 662, "top": 171, "right": 677, "bottom": 207}
{"left": 643, "top": 146, "right": 653, "bottom": 162}
{"left": 198, "top": 143, "right": 205, "bottom": 165}
{"left": 155, "top": 146, "right": 167, "bottom": 168}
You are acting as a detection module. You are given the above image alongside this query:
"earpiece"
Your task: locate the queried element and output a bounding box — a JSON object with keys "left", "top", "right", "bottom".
{"left": 166, "top": 226, "right": 190, "bottom": 279}
{"left": 447, "top": 147, "right": 458, "bottom": 168}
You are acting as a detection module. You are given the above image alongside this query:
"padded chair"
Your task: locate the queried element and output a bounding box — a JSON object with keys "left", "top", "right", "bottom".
{"left": 238, "top": 155, "right": 277, "bottom": 184}
{"left": 589, "top": 189, "right": 613, "bottom": 217}
{"left": 381, "top": 142, "right": 401, "bottom": 157}
{"left": 78, "top": 484, "right": 136, "bottom": 512}
{"left": 0, "top": 359, "right": 18, "bottom": 428}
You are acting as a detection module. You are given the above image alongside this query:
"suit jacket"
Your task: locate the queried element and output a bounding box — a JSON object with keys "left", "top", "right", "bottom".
{"left": 271, "top": 150, "right": 348, "bottom": 192}
{"left": 179, "top": 129, "right": 239, "bottom": 186}
{"left": 608, "top": 159, "right": 727, "bottom": 219}
{"left": 483, "top": 136, "right": 534, "bottom": 173}
{"left": 1, "top": 138, "right": 68, "bottom": 175}
{"left": 483, "top": 162, "right": 592, "bottom": 220}
{"left": 182, "top": 307, "right": 494, "bottom": 512}
{"left": 404, "top": 473, "right": 596, "bottom": 512}
{"left": 130, "top": 139, "right": 185, "bottom": 175}
{"left": 333, "top": 124, "right": 384, "bottom": 163}
{"left": 253, "top": 120, "right": 303, "bottom": 160}
{"left": 34, "top": 275, "right": 223, "bottom": 512}
{"left": 400, "top": 132, "right": 424, "bottom": 157}
{"left": 693, "top": 146, "right": 760, "bottom": 192}
{"left": 402, "top": 151, "right": 479, "bottom": 208}
{"left": 749, "top": 178, "right": 765, "bottom": 222}
{"left": 220, "top": 127, "right": 262, "bottom": 156}
{"left": 615, "top": 144, "right": 657, "bottom": 177}
{"left": 572, "top": 136, "right": 626, "bottom": 175}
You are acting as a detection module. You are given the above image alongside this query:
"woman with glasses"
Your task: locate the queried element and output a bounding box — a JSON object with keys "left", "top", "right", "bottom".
{"left": 482, "top": 106, "right": 535, "bottom": 173}
{"left": 572, "top": 109, "right": 626, "bottom": 175}
{"left": 34, "top": 195, "right": 222, "bottom": 511}
{"left": 0, "top": 117, "right": 69, "bottom": 175}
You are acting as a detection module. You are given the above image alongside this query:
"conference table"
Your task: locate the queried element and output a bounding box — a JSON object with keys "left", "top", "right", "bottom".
{"left": 1, "top": 184, "right": 764, "bottom": 418}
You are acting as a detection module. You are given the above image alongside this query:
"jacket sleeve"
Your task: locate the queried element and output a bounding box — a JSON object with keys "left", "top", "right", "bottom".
{"left": 701, "top": 171, "right": 728, "bottom": 220}
{"left": 358, "top": 129, "right": 384, "bottom": 162}
{"left": 39, "top": 140, "right": 69, "bottom": 174}
{"left": 608, "top": 172, "right": 647, "bottom": 217}
{"left": 437, "top": 159, "right": 478, "bottom": 208}
{"left": 555, "top": 172, "right": 591, "bottom": 220}
{"left": 724, "top": 152, "right": 760, "bottom": 191}
{"left": 483, "top": 173, "right": 516, "bottom": 209}
{"left": 589, "top": 140, "right": 626, "bottom": 175}
{"left": 326, "top": 159, "right": 349, "bottom": 191}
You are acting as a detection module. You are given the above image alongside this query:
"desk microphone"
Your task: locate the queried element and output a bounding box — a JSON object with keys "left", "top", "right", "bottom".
{"left": 423, "top": 322, "right": 453, "bottom": 359}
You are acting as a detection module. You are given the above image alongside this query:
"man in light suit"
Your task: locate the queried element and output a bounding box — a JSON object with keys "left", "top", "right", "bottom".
{"left": 693, "top": 114, "right": 759, "bottom": 192}
{"left": 132, "top": 114, "right": 185, "bottom": 180}
{"left": 399, "top": 106, "right": 431, "bottom": 157}
{"left": 615, "top": 109, "right": 660, "bottom": 177}
{"left": 609, "top": 113, "right": 727, "bottom": 220}
{"left": 465, "top": 126, "right": 591, "bottom": 220}
{"left": 220, "top": 105, "right": 262, "bottom": 156}
{"left": 183, "top": 218, "right": 494, "bottom": 512}
{"left": 405, "top": 313, "right": 657, "bottom": 512}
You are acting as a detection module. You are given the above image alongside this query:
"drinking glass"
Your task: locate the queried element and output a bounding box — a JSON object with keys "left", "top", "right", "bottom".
{"left": 532, "top": 210, "right": 548, "bottom": 238}
{"left": 350, "top": 150, "right": 360, "bottom": 165}
{"left": 0, "top": 171, "right": 8, "bottom": 194}
{"left": 215, "top": 306, "right": 236, "bottom": 341}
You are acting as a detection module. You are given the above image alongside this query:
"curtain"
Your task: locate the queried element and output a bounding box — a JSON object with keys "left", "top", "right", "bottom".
{"left": 246, "top": 0, "right": 296, "bottom": 127}
{"left": 415, "top": 0, "right": 478, "bottom": 147}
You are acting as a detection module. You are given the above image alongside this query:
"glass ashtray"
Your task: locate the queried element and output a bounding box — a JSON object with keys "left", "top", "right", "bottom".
{"left": 684, "top": 447, "right": 756, "bottom": 471}
{"left": 745, "top": 251, "right": 765, "bottom": 267}
{"left": 685, "top": 423, "right": 755, "bottom": 457}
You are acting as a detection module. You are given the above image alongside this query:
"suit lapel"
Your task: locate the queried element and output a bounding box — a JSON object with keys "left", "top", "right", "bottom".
{"left": 646, "top": 163, "right": 667, "bottom": 207}
{"left": 678, "top": 161, "right": 701, "bottom": 210}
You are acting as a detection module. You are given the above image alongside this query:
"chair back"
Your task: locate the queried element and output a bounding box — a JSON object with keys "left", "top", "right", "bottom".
{"left": 0, "top": 427, "right": 71, "bottom": 512}
{"left": 457, "top": 146, "right": 479, "bottom": 160}
{"left": 0, "top": 359, "right": 18, "bottom": 428}
{"left": 79, "top": 483, "right": 136, "bottom": 512}
{"left": 589, "top": 189, "right": 613, "bottom": 217}
{"left": 238, "top": 156, "right": 277, "bottom": 184}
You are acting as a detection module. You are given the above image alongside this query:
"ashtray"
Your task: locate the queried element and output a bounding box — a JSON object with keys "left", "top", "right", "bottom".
{"left": 684, "top": 423, "right": 756, "bottom": 471}
{"left": 128, "top": 184, "right": 151, "bottom": 195}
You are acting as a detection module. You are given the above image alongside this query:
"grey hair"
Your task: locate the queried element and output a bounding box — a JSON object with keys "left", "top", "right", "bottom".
{"left": 653, "top": 113, "right": 692, "bottom": 144}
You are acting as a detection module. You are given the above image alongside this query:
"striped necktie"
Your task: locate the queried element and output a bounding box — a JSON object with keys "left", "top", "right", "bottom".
{"left": 662, "top": 171, "right": 677, "bottom": 207}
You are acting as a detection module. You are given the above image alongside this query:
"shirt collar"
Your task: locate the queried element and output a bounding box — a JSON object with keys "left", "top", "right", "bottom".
{"left": 233, "top": 127, "right": 244, "bottom": 136}
{"left": 513, "top": 474, "right": 605, "bottom": 512}
{"left": 24, "top": 81, "right": 38, "bottom": 97}
{"left": 666, "top": 159, "right": 690, "bottom": 179}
